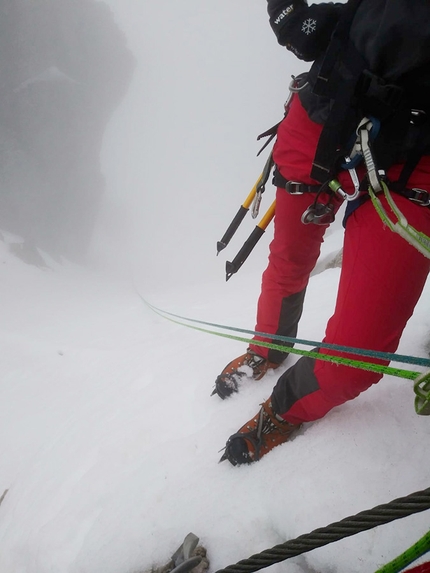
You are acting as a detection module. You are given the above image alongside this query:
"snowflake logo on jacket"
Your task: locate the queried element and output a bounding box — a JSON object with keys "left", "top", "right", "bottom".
{"left": 302, "top": 18, "right": 316, "bottom": 35}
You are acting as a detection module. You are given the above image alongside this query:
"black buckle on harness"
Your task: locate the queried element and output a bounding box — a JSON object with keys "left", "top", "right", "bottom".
{"left": 408, "top": 188, "right": 430, "bottom": 207}
{"left": 284, "top": 181, "right": 323, "bottom": 194}
{"left": 272, "top": 168, "right": 321, "bottom": 194}
{"left": 389, "top": 180, "right": 430, "bottom": 207}
{"left": 285, "top": 181, "right": 306, "bottom": 195}
{"left": 280, "top": 179, "right": 321, "bottom": 195}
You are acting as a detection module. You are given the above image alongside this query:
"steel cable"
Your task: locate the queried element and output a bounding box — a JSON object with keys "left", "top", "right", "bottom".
{"left": 215, "top": 488, "right": 430, "bottom": 573}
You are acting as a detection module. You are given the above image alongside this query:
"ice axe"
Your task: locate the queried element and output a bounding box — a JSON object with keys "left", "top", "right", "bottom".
{"left": 216, "top": 152, "right": 274, "bottom": 255}
{"left": 225, "top": 199, "right": 276, "bottom": 281}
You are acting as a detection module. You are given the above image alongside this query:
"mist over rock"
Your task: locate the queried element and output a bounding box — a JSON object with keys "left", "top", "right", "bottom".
{"left": 0, "top": 0, "right": 135, "bottom": 261}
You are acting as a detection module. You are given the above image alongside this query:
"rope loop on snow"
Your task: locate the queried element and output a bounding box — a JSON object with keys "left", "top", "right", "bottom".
{"left": 214, "top": 487, "right": 430, "bottom": 573}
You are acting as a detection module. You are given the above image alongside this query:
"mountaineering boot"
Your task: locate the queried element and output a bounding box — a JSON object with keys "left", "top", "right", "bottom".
{"left": 219, "top": 398, "right": 301, "bottom": 465}
{"left": 212, "top": 350, "right": 280, "bottom": 399}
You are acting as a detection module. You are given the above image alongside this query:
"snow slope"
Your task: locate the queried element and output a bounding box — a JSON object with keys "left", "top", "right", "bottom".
{"left": 0, "top": 228, "right": 429, "bottom": 573}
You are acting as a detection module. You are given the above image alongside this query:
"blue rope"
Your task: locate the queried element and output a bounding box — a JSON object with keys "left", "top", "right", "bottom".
{"left": 142, "top": 297, "right": 430, "bottom": 368}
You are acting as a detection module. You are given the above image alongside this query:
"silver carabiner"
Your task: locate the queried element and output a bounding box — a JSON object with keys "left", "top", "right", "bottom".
{"left": 284, "top": 74, "right": 309, "bottom": 112}
{"left": 328, "top": 175, "right": 360, "bottom": 202}
{"left": 251, "top": 189, "right": 263, "bottom": 219}
{"left": 343, "top": 157, "right": 361, "bottom": 201}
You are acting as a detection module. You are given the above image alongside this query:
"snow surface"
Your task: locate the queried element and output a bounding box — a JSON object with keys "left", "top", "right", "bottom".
{"left": 0, "top": 228, "right": 429, "bottom": 573}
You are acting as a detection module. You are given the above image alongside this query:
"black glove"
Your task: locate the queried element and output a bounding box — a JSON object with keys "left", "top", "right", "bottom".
{"left": 267, "top": 0, "right": 344, "bottom": 61}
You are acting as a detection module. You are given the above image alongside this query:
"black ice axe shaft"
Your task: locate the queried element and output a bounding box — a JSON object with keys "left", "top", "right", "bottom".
{"left": 216, "top": 152, "right": 274, "bottom": 255}
{"left": 225, "top": 200, "right": 276, "bottom": 281}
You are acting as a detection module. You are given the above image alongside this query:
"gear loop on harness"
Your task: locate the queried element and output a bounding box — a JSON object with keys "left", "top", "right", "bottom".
{"left": 346, "top": 113, "right": 430, "bottom": 259}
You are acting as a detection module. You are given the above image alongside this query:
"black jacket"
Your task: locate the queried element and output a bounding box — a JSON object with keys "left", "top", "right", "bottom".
{"left": 267, "top": 0, "right": 430, "bottom": 80}
{"left": 267, "top": 0, "right": 430, "bottom": 176}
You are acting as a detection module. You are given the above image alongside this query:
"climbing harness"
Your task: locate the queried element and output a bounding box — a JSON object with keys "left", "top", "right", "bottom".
{"left": 355, "top": 117, "right": 430, "bottom": 259}
{"left": 139, "top": 296, "right": 430, "bottom": 415}
{"left": 298, "top": 118, "right": 377, "bottom": 225}
{"left": 273, "top": 122, "right": 369, "bottom": 227}
{"left": 305, "top": 0, "right": 430, "bottom": 224}
{"left": 297, "top": 112, "right": 430, "bottom": 255}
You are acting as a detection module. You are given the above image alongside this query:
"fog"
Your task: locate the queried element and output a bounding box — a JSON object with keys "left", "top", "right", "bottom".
{"left": 93, "top": 0, "right": 308, "bottom": 290}
{"left": 0, "top": 0, "right": 335, "bottom": 286}
{"left": 0, "top": 0, "right": 133, "bottom": 262}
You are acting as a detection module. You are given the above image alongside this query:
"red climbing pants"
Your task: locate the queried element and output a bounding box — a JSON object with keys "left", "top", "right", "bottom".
{"left": 248, "top": 94, "right": 430, "bottom": 424}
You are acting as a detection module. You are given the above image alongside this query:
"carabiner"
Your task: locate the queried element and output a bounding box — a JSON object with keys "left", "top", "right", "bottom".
{"left": 328, "top": 175, "right": 360, "bottom": 202}
{"left": 251, "top": 189, "right": 263, "bottom": 219}
{"left": 284, "top": 73, "right": 309, "bottom": 113}
{"left": 344, "top": 157, "right": 361, "bottom": 200}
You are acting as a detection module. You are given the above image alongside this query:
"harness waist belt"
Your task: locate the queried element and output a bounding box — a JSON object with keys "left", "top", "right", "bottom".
{"left": 274, "top": 167, "right": 430, "bottom": 207}
{"left": 273, "top": 169, "right": 321, "bottom": 194}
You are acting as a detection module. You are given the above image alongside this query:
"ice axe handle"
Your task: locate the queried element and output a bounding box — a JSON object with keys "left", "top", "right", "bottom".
{"left": 217, "top": 205, "right": 249, "bottom": 254}
{"left": 225, "top": 226, "right": 265, "bottom": 280}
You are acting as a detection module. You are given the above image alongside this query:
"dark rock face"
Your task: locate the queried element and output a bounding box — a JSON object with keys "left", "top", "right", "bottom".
{"left": 0, "top": 0, "right": 135, "bottom": 261}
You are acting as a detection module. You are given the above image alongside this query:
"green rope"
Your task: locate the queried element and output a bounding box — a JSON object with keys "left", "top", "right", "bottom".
{"left": 375, "top": 529, "right": 430, "bottom": 573}
{"left": 368, "top": 181, "right": 430, "bottom": 260}
{"left": 140, "top": 296, "right": 425, "bottom": 382}
{"left": 142, "top": 298, "right": 430, "bottom": 368}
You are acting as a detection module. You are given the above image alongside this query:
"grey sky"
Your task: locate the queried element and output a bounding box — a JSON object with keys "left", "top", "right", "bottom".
{"left": 94, "top": 0, "right": 305, "bottom": 290}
